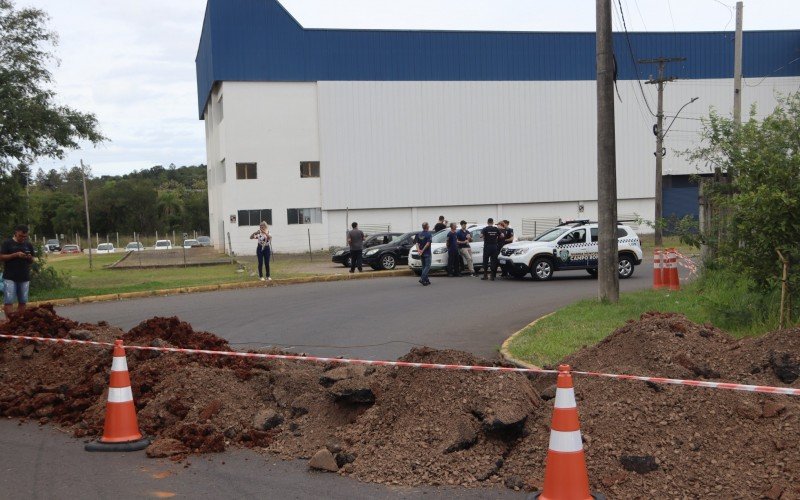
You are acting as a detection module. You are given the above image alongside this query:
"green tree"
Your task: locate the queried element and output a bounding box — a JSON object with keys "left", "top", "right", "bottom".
{"left": 688, "top": 92, "right": 800, "bottom": 292}
{"left": 0, "top": 1, "right": 105, "bottom": 172}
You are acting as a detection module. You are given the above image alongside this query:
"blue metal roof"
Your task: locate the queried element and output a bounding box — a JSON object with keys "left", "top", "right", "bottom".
{"left": 196, "top": 0, "right": 800, "bottom": 117}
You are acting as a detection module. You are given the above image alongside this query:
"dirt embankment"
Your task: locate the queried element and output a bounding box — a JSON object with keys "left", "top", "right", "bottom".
{"left": 1, "top": 306, "right": 798, "bottom": 497}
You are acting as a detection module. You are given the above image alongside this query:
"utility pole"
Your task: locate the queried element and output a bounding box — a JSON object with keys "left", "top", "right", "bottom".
{"left": 596, "top": 0, "right": 619, "bottom": 303}
{"left": 733, "top": 1, "right": 743, "bottom": 128}
{"left": 80, "top": 160, "right": 93, "bottom": 270}
{"left": 641, "top": 56, "right": 686, "bottom": 247}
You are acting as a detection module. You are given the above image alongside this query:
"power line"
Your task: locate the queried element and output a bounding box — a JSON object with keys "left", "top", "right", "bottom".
{"left": 616, "top": 0, "right": 656, "bottom": 116}
{"left": 707, "top": 0, "right": 735, "bottom": 31}
{"left": 666, "top": 0, "right": 677, "bottom": 32}
{"left": 630, "top": 0, "right": 648, "bottom": 31}
{"left": 744, "top": 56, "right": 800, "bottom": 87}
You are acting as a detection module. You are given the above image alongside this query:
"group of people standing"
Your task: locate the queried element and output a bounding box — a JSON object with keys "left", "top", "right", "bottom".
{"left": 416, "top": 216, "right": 515, "bottom": 286}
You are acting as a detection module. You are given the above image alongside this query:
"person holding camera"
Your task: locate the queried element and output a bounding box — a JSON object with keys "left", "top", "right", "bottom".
{"left": 249, "top": 221, "right": 272, "bottom": 281}
{"left": 1, "top": 225, "right": 35, "bottom": 318}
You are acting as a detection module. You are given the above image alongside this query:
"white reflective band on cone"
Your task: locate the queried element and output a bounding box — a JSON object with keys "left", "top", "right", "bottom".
{"left": 554, "top": 387, "right": 576, "bottom": 408}
{"left": 107, "top": 387, "right": 133, "bottom": 403}
{"left": 548, "top": 430, "right": 584, "bottom": 453}
{"left": 111, "top": 356, "right": 128, "bottom": 372}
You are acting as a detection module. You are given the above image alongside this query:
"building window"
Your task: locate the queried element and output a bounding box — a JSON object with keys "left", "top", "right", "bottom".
{"left": 236, "top": 162, "right": 257, "bottom": 180}
{"left": 237, "top": 209, "right": 272, "bottom": 227}
{"left": 300, "top": 161, "right": 320, "bottom": 178}
{"left": 287, "top": 207, "right": 322, "bottom": 225}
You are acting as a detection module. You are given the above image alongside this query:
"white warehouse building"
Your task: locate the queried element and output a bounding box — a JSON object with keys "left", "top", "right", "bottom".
{"left": 196, "top": 0, "right": 800, "bottom": 254}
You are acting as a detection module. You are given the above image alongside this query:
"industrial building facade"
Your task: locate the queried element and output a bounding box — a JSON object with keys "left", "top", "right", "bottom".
{"left": 196, "top": 0, "right": 800, "bottom": 254}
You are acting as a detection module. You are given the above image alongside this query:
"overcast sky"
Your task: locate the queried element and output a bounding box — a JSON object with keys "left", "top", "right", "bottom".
{"left": 20, "top": 0, "right": 800, "bottom": 176}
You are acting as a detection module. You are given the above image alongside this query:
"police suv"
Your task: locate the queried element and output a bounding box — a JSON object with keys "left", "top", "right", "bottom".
{"left": 498, "top": 220, "right": 643, "bottom": 281}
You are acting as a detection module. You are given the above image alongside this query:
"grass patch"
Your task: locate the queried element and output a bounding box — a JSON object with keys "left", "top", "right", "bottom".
{"left": 31, "top": 253, "right": 318, "bottom": 301}
{"left": 506, "top": 272, "right": 778, "bottom": 368}
{"left": 638, "top": 234, "right": 697, "bottom": 255}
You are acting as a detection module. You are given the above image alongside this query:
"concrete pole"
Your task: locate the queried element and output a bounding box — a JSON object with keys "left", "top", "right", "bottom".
{"left": 596, "top": 0, "right": 619, "bottom": 303}
{"left": 655, "top": 66, "right": 665, "bottom": 247}
{"left": 80, "top": 160, "right": 93, "bottom": 270}
{"left": 733, "top": 1, "right": 743, "bottom": 128}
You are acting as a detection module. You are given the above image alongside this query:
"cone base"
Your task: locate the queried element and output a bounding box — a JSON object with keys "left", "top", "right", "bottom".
{"left": 529, "top": 492, "right": 606, "bottom": 500}
{"left": 85, "top": 436, "right": 150, "bottom": 452}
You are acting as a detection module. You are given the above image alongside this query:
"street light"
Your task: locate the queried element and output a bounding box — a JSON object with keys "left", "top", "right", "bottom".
{"left": 653, "top": 96, "right": 699, "bottom": 246}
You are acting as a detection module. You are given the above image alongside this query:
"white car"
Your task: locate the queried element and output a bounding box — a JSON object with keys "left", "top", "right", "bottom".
{"left": 125, "top": 242, "right": 145, "bottom": 252}
{"left": 96, "top": 243, "right": 115, "bottom": 254}
{"left": 408, "top": 226, "right": 486, "bottom": 275}
{"left": 498, "top": 220, "right": 643, "bottom": 280}
{"left": 183, "top": 239, "right": 200, "bottom": 249}
{"left": 154, "top": 240, "right": 173, "bottom": 250}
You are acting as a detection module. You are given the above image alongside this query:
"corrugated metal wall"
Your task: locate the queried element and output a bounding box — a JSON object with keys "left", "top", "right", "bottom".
{"left": 196, "top": 0, "right": 800, "bottom": 117}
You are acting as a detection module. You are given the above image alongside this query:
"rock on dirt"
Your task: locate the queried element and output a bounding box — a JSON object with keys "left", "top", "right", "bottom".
{"left": 147, "top": 438, "right": 189, "bottom": 458}
{"left": 308, "top": 448, "right": 339, "bottom": 472}
{"left": 253, "top": 408, "right": 284, "bottom": 431}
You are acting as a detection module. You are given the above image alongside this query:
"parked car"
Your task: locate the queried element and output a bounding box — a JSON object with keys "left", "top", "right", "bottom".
{"left": 362, "top": 231, "right": 422, "bottom": 271}
{"left": 183, "top": 239, "right": 201, "bottom": 249}
{"left": 96, "top": 243, "right": 115, "bottom": 254}
{"left": 45, "top": 239, "right": 61, "bottom": 252}
{"left": 196, "top": 236, "right": 212, "bottom": 247}
{"left": 331, "top": 232, "right": 404, "bottom": 267}
{"left": 408, "top": 226, "right": 486, "bottom": 275}
{"left": 60, "top": 244, "right": 81, "bottom": 255}
{"left": 498, "top": 220, "right": 643, "bottom": 280}
{"left": 154, "top": 240, "right": 173, "bottom": 250}
{"left": 125, "top": 242, "right": 145, "bottom": 252}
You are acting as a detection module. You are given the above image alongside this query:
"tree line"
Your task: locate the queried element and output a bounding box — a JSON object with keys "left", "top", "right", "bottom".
{"left": 17, "top": 164, "right": 210, "bottom": 240}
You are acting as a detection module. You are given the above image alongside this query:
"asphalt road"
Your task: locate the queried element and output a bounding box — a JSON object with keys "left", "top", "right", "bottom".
{"left": 57, "top": 266, "right": 653, "bottom": 361}
{"left": 3, "top": 265, "right": 656, "bottom": 499}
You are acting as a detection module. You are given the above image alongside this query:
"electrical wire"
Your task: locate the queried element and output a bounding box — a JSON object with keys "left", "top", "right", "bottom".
{"left": 744, "top": 56, "right": 800, "bottom": 88}
{"left": 707, "top": 0, "right": 734, "bottom": 31}
{"left": 616, "top": 0, "right": 656, "bottom": 117}
{"left": 666, "top": 0, "right": 677, "bottom": 32}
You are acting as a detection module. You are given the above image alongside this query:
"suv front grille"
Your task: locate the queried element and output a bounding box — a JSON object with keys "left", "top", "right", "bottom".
{"left": 500, "top": 248, "right": 514, "bottom": 256}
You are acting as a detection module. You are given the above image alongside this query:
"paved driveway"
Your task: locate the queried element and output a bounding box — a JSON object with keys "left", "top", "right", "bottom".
{"left": 58, "top": 267, "right": 653, "bottom": 360}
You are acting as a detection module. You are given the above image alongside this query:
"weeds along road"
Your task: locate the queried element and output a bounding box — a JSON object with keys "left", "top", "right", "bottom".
{"left": 58, "top": 265, "right": 655, "bottom": 361}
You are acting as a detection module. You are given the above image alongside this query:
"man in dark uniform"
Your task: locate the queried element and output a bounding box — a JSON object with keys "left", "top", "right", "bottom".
{"left": 1, "top": 225, "right": 35, "bottom": 318}
{"left": 415, "top": 222, "right": 433, "bottom": 286}
{"left": 499, "top": 219, "right": 515, "bottom": 277}
{"left": 480, "top": 218, "right": 502, "bottom": 281}
{"left": 445, "top": 223, "right": 460, "bottom": 276}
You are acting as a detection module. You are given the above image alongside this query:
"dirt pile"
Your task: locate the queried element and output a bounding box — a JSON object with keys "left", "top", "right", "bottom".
{"left": 1, "top": 307, "right": 799, "bottom": 497}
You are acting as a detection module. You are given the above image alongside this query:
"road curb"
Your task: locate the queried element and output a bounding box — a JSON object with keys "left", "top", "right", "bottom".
{"left": 28, "top": 268, "right": 414, "bottom": 308}
{"left": 499, "top": 311, "right": 558, "bottom": 370}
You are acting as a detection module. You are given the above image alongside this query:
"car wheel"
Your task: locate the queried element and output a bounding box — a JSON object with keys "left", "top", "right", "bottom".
{"left": 618, "top": 255, "right": 635, "bottom": 279}
{"left": 531, "top": 257, "right": 554, "bottom": 281}
{"left": 587, "top": 269, "right": 598, "bottom": 278}
{"left": 380, "top": 254, "right": 396, "bottom": 270}
{"left": 345, "top": 256, "right": 352, "bottom": 268}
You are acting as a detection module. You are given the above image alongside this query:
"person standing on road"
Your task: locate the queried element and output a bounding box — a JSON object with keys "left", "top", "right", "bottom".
{"left": 498, "top": 220, "right": 515, "bottom": 278}
{"left": 457, "top": 220, "right": 475, "bottom": 277}
{"left": 415, "top": 222, "right": 433, "bottom": 286}
{"left": 347, "top": 222, "right": 365, "bottom": 273}
{"left": 445, "top": 223, "right": 460, "bottom": 277}
{"left": 434, "top": 216, "right": 447, "bottom": 232}
{"left": 1, "top": 225, "right": 35, "bottom": 318}
{"left": 480, "top": 218, "right": 502, "bottom": 281}
{"left": 249, "top": 221, "right": 272, "bottom": 281}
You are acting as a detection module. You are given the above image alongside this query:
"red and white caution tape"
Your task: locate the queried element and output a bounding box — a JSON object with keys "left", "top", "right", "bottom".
{"left": 673, "top": 250, "right": 699, "bottom": 276}
{"left": 1, "top": 333, "right": 798, "bottom": 396}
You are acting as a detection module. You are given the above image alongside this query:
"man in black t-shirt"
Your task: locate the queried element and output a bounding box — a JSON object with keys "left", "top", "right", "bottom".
{"left": 433, "top": 216, "right": 447, "bottom": 232}
{"left": 1, "top": 225, "right": 35, "bottom": 318}
{"left": 480, "top": 218, "right": 502, "bottom": 281}
{"left": 499, "top": 220, "right": 515, "bottom": 277}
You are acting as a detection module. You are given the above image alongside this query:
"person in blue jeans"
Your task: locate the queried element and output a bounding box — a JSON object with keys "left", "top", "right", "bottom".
{"left": 1, "top": 225, "right": 35, "bottom": 319}
{"left": 415, "top": 222, "right": 433, "bottom": 286}
{"left": 249, "top": 221, "right": 272, "bottom": 281}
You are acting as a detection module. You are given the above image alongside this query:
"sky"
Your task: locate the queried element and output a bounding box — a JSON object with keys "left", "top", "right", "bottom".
{"left": 19, "top": 0, "right": 800, "bottom": 176}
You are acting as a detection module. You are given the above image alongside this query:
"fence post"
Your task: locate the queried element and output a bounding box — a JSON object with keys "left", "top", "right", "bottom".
{"left": 227, "top": 231, "right": 234, "bottom": 263}
{"left": 534, "top": 221, "right": 537, "bottom": 237}
{"left": 96, "top": 233, "right": 99, "bottom": 247}
{"left": 308, "top": 228, "right": 313, "bottom": 262}
{"left": 182, "top": 243, "right": 187, "bottom": 268}
{"left": 172, "top": 230, "right": 176, "bottom": 245}
{"left": 116, "top": 232, "right": 119, "bottom": 247}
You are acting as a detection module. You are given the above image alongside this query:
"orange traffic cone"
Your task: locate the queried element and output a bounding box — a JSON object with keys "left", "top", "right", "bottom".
{"left": 532, "top": 365, "right": 604, "bottom": 500}
{"left": 667, "top": 248, "right": 680, "bottom": 291}
{"left": 85, "top": 340, "right": 150, "bottom": 451}
{"left": 652, "top": 249, "right": 665, "bottom": 289}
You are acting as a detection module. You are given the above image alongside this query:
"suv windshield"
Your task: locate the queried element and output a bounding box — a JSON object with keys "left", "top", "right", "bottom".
{"left": 534, "top": 227, "right": 568, "bottom": 242}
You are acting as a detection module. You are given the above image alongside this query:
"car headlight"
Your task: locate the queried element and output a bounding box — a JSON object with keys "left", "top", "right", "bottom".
{"left": 365, "top": 248, "right": 379, "bottom": 256}
{"left": 433, "top": 247, "right": 448, "bottom": 254}
{"left": 334, "top": 249, "right": 345, "bottom": 256}
{"left": 513, "top": 249, "right": 527, "bottom": 255}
